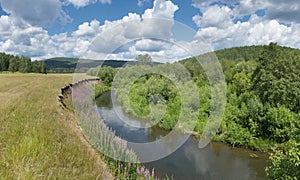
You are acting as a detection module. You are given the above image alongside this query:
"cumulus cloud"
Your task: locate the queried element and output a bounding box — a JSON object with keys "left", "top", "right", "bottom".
{"left": 194, "top": 14, "right": 297, "bottom": 50}
{"left": 192, "top": 0, "right": 300, "bottom": 24}
{"left": 135, "top": 39, "right": 167, "bottom": 52}
{"left": 142, "top": 0, "right": 178, "bottom": 19}
{"left": 193, "top": 5, "right": 233, "bottom": 28}
{"left": 264, "top": 0, "right": 300, "bottom": 23}
{"left": 0, "top": 0, "right": 184, "bottom": 61}
{"left": 72, "top": 19, "right": 101, "bottom": 38}
{"left": 0, "top": 0, "right": 62, "bottom": 27}
{"left": 190, "top": 0, "right": 300, "bottom": 51}
{"left": 65, "top": 0, "right": 111, "bottom": 8}
{"left": 233, "top": 0, "right": 267, "bottom": 17}
{"left": 90, "top": 0, "right": 179, "bottom": 54}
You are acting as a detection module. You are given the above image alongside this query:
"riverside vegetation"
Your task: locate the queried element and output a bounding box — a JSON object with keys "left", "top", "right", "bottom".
{"left": 69, "top": 83, "right": 157, "bottom": 179}
{"left": 0, "top": 43, "right": 298, "bottom": 179}
{"left": 96, "top": 43, "right": 300, "bottom": 179}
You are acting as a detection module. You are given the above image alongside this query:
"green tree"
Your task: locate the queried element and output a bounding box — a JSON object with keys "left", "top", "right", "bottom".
{"left": 266, "top": 138, "right": 300, "bottom": 179}
{"left": 135, "top": 54, "right": 152, "bottom": 63}
{"left": 263, "top": 106, "right": 298, "bottom": 143}
{"left": 40, "top": 61, "right": 46, "bottom": 74}
{"left": 19, "top": 56, "right": 32, "bottom": 73}
{"left": 252, "top": 42, "right": 300, "bottom": 112}
{"left": 8, "top": 56, "right": 19, "bottom": 73}
{"left": 0, "top": 54, "right": 9, "bottom": 71}
{"left": 97, "top": 66, "right": 118, "bottom": 86}
{"left": 231, "top": 72, "right": 251, "bottom": 95}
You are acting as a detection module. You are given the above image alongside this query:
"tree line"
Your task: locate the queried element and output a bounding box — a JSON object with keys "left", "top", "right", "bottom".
{"left": 96, "top": 44, "right": 300, "bottom": 179}
{"left": 0, "top": 52, "right": 46, "bottom": 73}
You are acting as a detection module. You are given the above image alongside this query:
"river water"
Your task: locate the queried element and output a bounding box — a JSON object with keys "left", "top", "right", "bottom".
{"left": 96, "top": 91, "right": 269, "bottom": 180}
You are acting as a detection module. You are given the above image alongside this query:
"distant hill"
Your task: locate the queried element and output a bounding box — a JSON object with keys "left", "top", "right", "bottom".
{"left": 44, "top": 45, "right": 299, "bottom": 73}
{"left": 178, "top": 43, "right": 300, "bottom": 83}
{"left": 180, "top": 45, "right": 265, "bottom": 64}
{"left": 44, "top": 57, "right": 129, "bottom": 73}
{"left": 181, "top": 44, "right": 300, "bottom": 62}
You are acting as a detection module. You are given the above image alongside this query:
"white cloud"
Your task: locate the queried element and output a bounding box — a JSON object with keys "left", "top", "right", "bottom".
{"left": 66, "top": 0, "right": 111, "bottom": 8}
{"left": 189, "top": 0, "right": 300, "bottom": 52}
{"left": 137, "top": 0, "right": 149, "bottom": 7}
{"left": 193, "top": 5, "right": 233, "bottom": 28}
{"left": 0, "top": 0, "right": 63, "bottom": 27}
{"left": 90, "top": 0, "right": 179, "bottom": 54}
{"left": 99, "top": 0, "right": 111, "bottom": 4}
{"left": 66, "top": 0, "right": 95, "bottom": 7}
{"left": 192, "top": 0, "right": 300, "bottom": 24}
{"left": 142, "top": 0, "right": 178, "bottom": 19}
{"left": 233, "top": 0, "right": 266, "bottom": 17}
{"left": 0, "top": 0, "right": 183, "bottom": 61}
{"left": 264, "top": 0, "right": 300, "bottom": 23}
{"left": 194, "top": 14, "right": 298, "bottom": 50}
{"left": 135, "top": 39, "right": 166, "bottom": 52}
{"left": 72, "top": 19, "right": 101, "bottom": 38}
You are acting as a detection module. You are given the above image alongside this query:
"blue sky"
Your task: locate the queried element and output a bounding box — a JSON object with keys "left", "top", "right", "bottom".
{"left": 0, "top": 0, "right": 299, "bottom": 61}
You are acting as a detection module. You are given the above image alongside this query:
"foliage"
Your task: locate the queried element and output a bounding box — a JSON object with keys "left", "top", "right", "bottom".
{"left": 97, "top": 66, "right": 118, "bottom": 86}
{"left": 86, "top": 66, "right": 102, "bottom": 76}
{"left": 94, "top": 43, "right": 300, "bottom": 178}
{"left": 71, "top": 83, "right": 157, "bottom": 179}
{"left": 266, "top": 137, "right": 300, "bottom": 179}
{"left": 97, "top": 43, "right": 300, "bottom": 151}
{"left": 252, "top": 43, "right": 300, "bottom": 112}
{"left": 45, "top": 57, "right": 128, "bottom": 73}
{"left": 0, "top": 52, "right": 46, "bottom": 73}
{"left": 136, "top": 54, "right": 152, "bottom": 63}
{"left": 94, "top": 83, "right": 110, "bottom": 98}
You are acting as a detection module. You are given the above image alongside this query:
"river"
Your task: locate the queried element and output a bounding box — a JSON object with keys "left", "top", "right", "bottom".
{"left": 96, "top": 91, "right": 269, "bottom": 180}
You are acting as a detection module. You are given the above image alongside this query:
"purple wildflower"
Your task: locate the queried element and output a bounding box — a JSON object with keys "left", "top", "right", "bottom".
{"left": 145, "top": 169, "right": 150, "bottom": 177}
{"left": 151, "top": 168, "right": 155, "bottom": 177}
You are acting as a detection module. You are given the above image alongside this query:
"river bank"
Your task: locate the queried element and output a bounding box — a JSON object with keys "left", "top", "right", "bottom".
{"left": 96, "top": 90, "right": 270, "bottom": 179}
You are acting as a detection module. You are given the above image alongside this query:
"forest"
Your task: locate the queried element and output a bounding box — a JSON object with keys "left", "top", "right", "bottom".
{"left": 97, "top": 43, "right": 300, "bottom": 179}
{"left": 0, "top": 52, "right": 46, "bottom": 73}
{"left": 44, "top": 58, "right": 129, "bottom": 73}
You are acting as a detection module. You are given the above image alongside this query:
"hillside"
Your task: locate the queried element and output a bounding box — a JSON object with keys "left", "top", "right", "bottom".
{"left": 180, "top": 44, "right": 300, "bottom": 64}
{"left": 95, "top": 43, "right": 299, "bottom": 178}
{"left": 44, "top": 57, "right": 129, "bottom": 73}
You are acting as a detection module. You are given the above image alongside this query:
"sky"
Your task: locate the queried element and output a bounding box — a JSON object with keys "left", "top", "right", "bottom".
{"left": 0, "top": 0, "right": 300, "bottom": 62}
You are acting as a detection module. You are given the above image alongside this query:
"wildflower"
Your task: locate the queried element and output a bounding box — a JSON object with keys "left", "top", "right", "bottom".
{"left": 137, "top": 168, "right": 141, "bottom": 175}
{"left": 145, "top": 169, "right": 150, "bottom": 177}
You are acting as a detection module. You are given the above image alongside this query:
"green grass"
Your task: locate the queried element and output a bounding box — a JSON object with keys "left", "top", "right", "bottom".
{"left": 0, "top": 74, "right": 112, "bottom": 179}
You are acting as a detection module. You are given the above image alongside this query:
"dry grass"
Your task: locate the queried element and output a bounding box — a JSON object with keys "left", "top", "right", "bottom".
{"left": 0, "top": 73, "right": 113, "bottom": 179}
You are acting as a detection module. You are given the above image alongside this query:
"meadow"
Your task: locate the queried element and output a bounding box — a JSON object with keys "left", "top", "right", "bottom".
{"left": 0, "top": 73, "right": 113, "bottom": 179}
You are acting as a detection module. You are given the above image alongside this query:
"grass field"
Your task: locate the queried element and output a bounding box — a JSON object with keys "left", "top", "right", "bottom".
{"left": 0, "top": 74, "right": 113, "bottom": 179}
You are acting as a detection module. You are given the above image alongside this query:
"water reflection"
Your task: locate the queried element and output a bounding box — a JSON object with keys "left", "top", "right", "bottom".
{"left": 96, "top": 91, "right": 269, "bottom": 179}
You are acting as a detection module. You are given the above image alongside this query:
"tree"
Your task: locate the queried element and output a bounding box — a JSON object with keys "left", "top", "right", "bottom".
{"left": 8, "top": 56, "right": 19, "bottom": 73}
{"left": 97, "top": 66, "right": 117, "bottom": 86}
{"left": 252, "top": 43, "right": 300, "bottom": 112}
{"left": 0, "top": 54, "right": 9, "bottom": 71}
{"left": 231, "top": 72, "right": 251, "bottom": 95}
{"left": 19, "top": 56, "right": 32, "bottom": 73}
{"left": 40, "top": 61, "right": 47, "bottom": 74}
{"left": 266, "top": 137, "right": 300, "bottom": 179}
{"left": 135, "top": 54, "right": 152, "bottom": 63}
{"left": 263, "top": 106, "right": 298, "bottom": 143}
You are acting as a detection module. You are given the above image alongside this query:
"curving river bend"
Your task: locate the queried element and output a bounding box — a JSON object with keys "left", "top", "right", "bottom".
{"left": 96, "top": 91, "right": 269, "bottom": 180}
